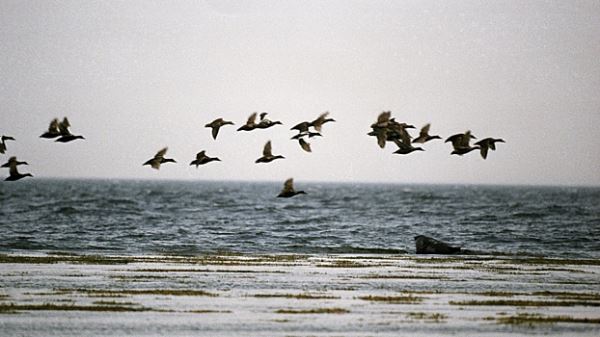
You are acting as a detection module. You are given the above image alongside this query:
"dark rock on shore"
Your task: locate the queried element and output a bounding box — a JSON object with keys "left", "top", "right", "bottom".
{"left": 414, "top": 235, "right": 461, "bottom": 254}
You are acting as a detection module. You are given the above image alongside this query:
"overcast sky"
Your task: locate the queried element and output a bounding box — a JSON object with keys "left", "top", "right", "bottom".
{"left": 1, "top": 0, "right": 599, "bottom": 186}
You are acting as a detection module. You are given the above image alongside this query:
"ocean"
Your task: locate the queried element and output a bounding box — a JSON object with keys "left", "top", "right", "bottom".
{"left": 1, "top": 179, "right": 599, "bottom": 258}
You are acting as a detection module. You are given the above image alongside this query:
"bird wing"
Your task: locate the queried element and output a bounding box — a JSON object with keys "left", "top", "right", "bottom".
{"left": 155, "top": 147, "right": 168, "bottom": 159}
{"left": 292, "top": 122, "right": 309, "bottom": 133}
{"left": 299, "top": 138, "right": 311, "bottom": 152}
{"left": 420, "top": 124, "right": 431, "bottom": 138}
{"left": 377, "top": 111, "right": 391, "bottom": 124}
{"left": 58, "top": 118, "right": 72, "bottom": 135}
{"left": 211, "top": 126, "right": 220, "bottom": 139}
{"left": 480, "top": 145, "right": 489, "bottom": 159}
{"left": 246, "top": 112, "right": 257, "bottom": 125}
{"left": 460, "top": 131, "right": 473, "bottom": 148}
{"left": 259, "top": 112, "right": 268, "bottom": 120}
{"left": 49, "top": 118, "right": 59, "bottom": 132}
{"left": 376, "top": 130, "right": 387, "bottom": 148}
{"left": 282, "top": 178, "right": 295, "bottom": 194}
{"left": 196, "top": 151, "right": 206, "bottom": 160}
{"left": 311, "top": 111, "right": 329, "bottom": 131}
{"left": 263, "top": 141, "right": 273, "bottom": 156}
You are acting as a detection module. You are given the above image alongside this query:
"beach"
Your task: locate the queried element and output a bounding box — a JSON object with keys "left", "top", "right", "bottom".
{"left": 1, "top": 253, "right": 599, "bottom": 336}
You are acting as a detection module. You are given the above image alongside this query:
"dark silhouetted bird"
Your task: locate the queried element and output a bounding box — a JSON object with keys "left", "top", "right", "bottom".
{"left": 277, "top": 178, "right": 306, "bottom": 198}
{"left": 475, "top": 137, "right": 505, "bottom": 159}
{"left": 256, "top": 112, "right": 282, "bottom": 129}
{"left": 190, "top": 150, "right": 221, "bottom": 167}
{"left": 2, "top": 156, "right": 32, "bottom": 181}
{"left": 40, "top": 118, "right": 61, "bottom": 138}
{"left": 393, "top": 136, "right": 424, "bottom": 155}
{"left": 291, "top": 121, "right": 311, "bottom": 133}
{"left": 412, "top": 123, "right": 441, "bottom": 143}
{"left": 237, "top": 112, "right": 258, "bottom": 131}
{"left": 368, "top": 112, "right": 415, "bottom": 149}
{"left": 55, "top": 117, "right": 85, "bottom": 142}
{"left": 143, "top": 147, "right": 176, "bottom": 169}
{"left": 255, "top": 141, "right": 285, "bottom": 163}
{"left": 0, "top": 135, "right": 15, "bottom": 154}
{"left": 446, "top": 131, "right": 479, "bottom": 156}
{"left": 205, "top": 118, "right": 234, "bottom": 140}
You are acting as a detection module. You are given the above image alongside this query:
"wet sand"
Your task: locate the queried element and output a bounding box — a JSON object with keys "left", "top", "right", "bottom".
{"left": 1, "top": 253, "right": 599, "bottom": 336}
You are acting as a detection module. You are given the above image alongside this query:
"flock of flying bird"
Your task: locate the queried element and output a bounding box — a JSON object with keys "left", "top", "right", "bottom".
{"left": 1, "top": 111, "right": 504, "bottom": 197}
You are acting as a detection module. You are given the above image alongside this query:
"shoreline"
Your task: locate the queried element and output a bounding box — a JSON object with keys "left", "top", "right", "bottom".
{"left": 1, "top": 252, "right": 599, "bottom": 336}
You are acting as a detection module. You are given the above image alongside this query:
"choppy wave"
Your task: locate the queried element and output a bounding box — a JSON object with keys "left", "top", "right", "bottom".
{"left": 1, "top": 180, "right": 599, "bottom": 258}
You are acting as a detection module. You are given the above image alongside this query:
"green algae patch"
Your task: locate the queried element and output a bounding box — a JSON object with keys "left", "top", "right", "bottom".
{"left": 92, "top": 300, "right": 140, "bottom": 306}
{"left": 405, "top": 312, "right": 448, "bottom": 322}
{"left": 184, "top": 309, "right": 232, "bottom": 314}
{"left": 0, "top": 254, "right": 136, "bottom": 265}
{"left": 533, "top": 291, "right": 600, "bottom": 301}
{"left": 0, "top": 303, "right": 150, "bottom": 313}
{"left": 503, "top": 257, "right": 600, "bottom": 266}
{"left": 449, "top": 299, "right": 600, "bottom": 307}
{"left": 360, "top": 274, "right": 450, "bottom": 280}
{"left": 275, "top": 307, "right": 350, "bottom": 314}
{"left": 358, "top": 295, "right": 423, "bottom": 304}
{"left": 57, "top": 288, "right": 218, "bottom": 297}
{"left": 251, "top": 293, "right": 340, "bottom": 300}
{"left": 495, "top": 313, "right": 600, "bottom": 325}
{"left": 316, "top": 260, "right": 375, "bottom": 268}
{"left": 132, "top": 268, "right": 285, "bottom": 274}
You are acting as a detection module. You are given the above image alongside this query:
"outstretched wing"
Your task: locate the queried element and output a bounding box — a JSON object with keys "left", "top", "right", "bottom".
{"left": 196, "top": 150, "right": 206, "bottom": 160}
{"left": 211, "top": 126, "right": 220, "bottom": 139}
{"left": 299, "top": 138, "right": 311, "bottom": 152}
{"left": 58, "top": 117, "right": 72, "bottom": 136}
{"left": 282, "top": 178, "right": 295, "bottom": 194}
{"left": 311, "top": 111, "right": 329, "bottom": 131}
{"left": 419, "top": 123, "right": 431, "bottom": 138}
{"left": 155, "top": 147, "right": 168, "bottom": 159}
{"left": 377, "top": 111, "right": 391, "bottom": 125}
{"left": 48, "top": 118, "right": 59, "bottom": 132}
{"left": 246, "top": 112, "right": 257, "bottom": 125}
{"left": 263, "top": 141, "right": 273, "bottom": 156}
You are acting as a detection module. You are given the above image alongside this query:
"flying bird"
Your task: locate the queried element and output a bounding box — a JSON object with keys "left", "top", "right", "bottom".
{"left": 2, "top": 156, "right": 32, "bottom": 181}
{"left": 291, "top": 121, "right": 311, "bottom": 134}
{"left": 277, "top": 178, "right": 306, "bottom": 198}
{"left": 393, "top": 138, "right": 424, "bottom": 155}
{"left": 205, "top": 118, "right": 234, "bottom": 140}
{"left": 237, "top": 112, "right": 258, "bottom": 131}
{"left": 475, "top": 137, "right": 505, "bottom": 159}
{"left": 412, "top": 123, "right": 442, "bottom": 143}
{"left": 55, "top": 117, "right": 85, "bottom": 142}
{"left": 311, "top": 111, "right": 335, "bottom": 132}
{"left": 40, "top": 118, "right": 61, "bottom": 138}
{"left": 255, "top": 141, "right": 285, "bottom": 163}
{"left": 0, "top": 135, "right": 15, "bottom": 154}
{"left": 446, "top": 131, "right": 479, "bottom": 156}
{"left": 256, "top": 112, "right": 283, "bottom": 129}
{"left": 143, "top": 147, "right": 176, "bottom": 169}
{"left": 368, "top": 112, "right": 415, "bottom": 149}
{"left": 190, "top": 151, "right": 221, "bottom": 167}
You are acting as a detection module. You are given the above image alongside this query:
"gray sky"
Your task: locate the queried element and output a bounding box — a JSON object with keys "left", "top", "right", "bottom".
{"left": 1, "top": 0, "right": 599, "bottom": 186}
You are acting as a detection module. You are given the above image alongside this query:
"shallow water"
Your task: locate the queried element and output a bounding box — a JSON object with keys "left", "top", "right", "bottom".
{"left": 1, "top": 254, "right": 599, "bottom": 337}
{"left": 1, "top": 179, "right": 599, "bottom": 257}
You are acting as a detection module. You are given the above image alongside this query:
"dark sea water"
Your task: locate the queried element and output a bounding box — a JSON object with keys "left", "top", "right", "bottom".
{"left": 0, "top": 179, "right": 599, "bottom": 258}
